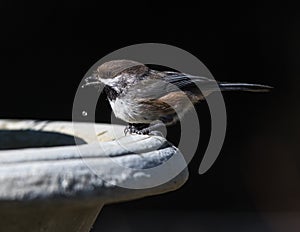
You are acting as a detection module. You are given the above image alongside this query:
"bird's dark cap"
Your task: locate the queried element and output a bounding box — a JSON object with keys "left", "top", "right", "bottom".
{"left": 96, "top": 59, "right": 148, "bottom": 79}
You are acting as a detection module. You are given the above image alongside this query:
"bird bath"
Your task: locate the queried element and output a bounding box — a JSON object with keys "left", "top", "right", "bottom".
{"left": 0, "top": 120, "right": 188, "bottom": 232}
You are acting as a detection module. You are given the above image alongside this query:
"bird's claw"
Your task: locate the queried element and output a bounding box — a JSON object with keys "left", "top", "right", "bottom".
{"left": 124, "top": 124, "right": 135, "bottom": 135}
{"left": 124, "top": 124, "right": 150, "bottom": 135}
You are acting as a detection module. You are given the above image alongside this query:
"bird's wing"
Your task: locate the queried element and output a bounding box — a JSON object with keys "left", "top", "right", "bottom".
{"left": 127, "top": 71, "right": 217, "bottom": 99}
{"left": 161, "top": 71, "right": 217, "bottom": 90}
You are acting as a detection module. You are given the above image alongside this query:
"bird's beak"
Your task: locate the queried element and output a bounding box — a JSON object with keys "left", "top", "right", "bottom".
{"left": 82, "top": 75, "right": 102, "bottom": 88}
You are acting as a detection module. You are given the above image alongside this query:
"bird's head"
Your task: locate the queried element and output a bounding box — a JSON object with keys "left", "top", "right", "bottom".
{"left": 83, "top": 60, "right": 148, "bottom": 91}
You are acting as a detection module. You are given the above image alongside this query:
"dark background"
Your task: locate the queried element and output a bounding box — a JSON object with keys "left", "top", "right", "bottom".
{"left": 1, "top": 4, "right": 299, "bottom": 232}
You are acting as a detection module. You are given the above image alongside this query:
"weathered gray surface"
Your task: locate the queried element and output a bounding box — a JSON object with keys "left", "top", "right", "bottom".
{"left": 0, "top": 120, "right": 188, "bottom": 232}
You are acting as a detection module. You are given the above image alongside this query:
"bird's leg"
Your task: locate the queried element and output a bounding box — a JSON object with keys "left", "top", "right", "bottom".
{"left": 124, "top": 123, "right": 136, "bottom": 135}
{"left": 124, "top": 122, "right": 165, "bottom": 136}
{"left": 124, "top": 123, "right": 149, "bottom": 135}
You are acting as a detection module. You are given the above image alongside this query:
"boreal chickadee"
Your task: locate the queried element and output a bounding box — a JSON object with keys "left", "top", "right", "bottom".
{"left": 83, "top": 60, "right": 271, "bottom": 135}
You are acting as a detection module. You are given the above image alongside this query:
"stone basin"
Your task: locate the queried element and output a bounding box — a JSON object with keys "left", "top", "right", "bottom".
{"left": 0, "top": 120, "right": 188, "bottom": 232}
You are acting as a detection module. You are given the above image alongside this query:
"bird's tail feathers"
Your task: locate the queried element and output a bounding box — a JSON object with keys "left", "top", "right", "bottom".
{"left": 218, "top": 82, "right": 272, "bottom": 92}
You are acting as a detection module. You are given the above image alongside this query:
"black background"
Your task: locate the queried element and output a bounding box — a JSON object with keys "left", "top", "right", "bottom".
{"left": 1, "top": 4, "right": 299, "bottom": 232}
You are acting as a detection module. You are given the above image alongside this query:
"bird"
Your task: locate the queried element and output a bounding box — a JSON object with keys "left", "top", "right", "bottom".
{"left": 83, "top": 59, "right": 272, "bottom": 135}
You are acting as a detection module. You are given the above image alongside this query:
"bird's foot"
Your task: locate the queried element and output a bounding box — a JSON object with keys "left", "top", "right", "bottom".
{"left": 124, "top": 122, "right": 165, "bottom": 136}
{"left": 124, "top": 123, "right": 150, "bottom": 135}
{"left": 124, "top": 124, "right": 135, "bottom": 135}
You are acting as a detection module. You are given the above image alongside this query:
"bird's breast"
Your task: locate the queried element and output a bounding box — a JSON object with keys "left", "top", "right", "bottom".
{"left": 109, "top": 98, "right": 150, "bottom": 123}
